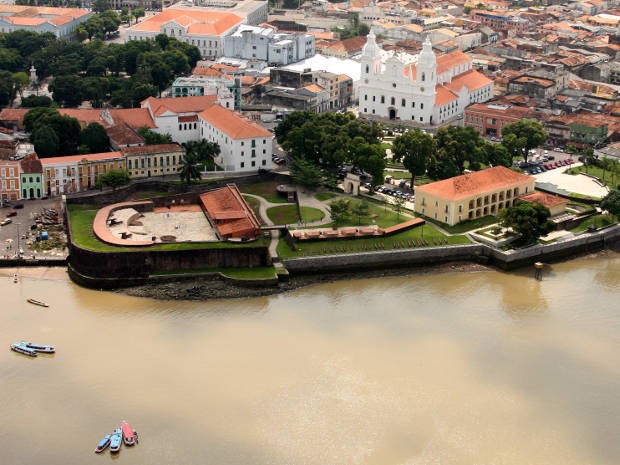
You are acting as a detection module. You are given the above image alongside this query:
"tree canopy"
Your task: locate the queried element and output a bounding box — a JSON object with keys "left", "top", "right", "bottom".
{"left": 137, "top": 127, "right": 173, "bottom": 145}
{"left": 392, "top": 129, "right": 435, "bottom": 188}
{"left": 501, "top": 119, "right": 546, "bottom": 163}
{"left": 276, "top": 111, "right": 386, "bottom": 186}
{"left": 498, "top": 200, "right": 555, "bottom": 244}
{"left": 80, "top": 122, "right": 109, "bottom": 154}
{"left": 600, "top": 190, "right": 620, "bottom": 219}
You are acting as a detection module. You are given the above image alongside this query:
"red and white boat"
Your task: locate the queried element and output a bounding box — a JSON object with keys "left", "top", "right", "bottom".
{"left": 121, "top": 421, "right": 136, "bottom": 446}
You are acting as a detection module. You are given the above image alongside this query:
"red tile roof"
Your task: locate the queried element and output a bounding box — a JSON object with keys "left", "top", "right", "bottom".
{"left": 120, "top": 144, "right": 183, "bottom": 155}
{"left": 40, "top": 152, "right": 123, "bottom": 165}
{"left": 199, "top": 105, "right": 272, "bottom": 139}
{"left": 435, "top": 85, "right": 459, "bottom": 106}
{"left": 142, "top": 95, "right": 218, "bottom": 116}
{"left": 199, "top": 184, "right": 260, "bottom": 239}
{"left": 19, "top": 153, "right": 42, "bottom": 174}
{"left": 436, "top": 50, "right": 472, "bottom": 76}
{"left": 520, "top": 192, "right": 568, "bottom": 209}
{"left": 416, "top": 166, "right": 534, "bottom": 201}
{"left": 446, "top": 69, "right": 493, "bottom": 93}
{"left": 130, "top": 9, "right": 242, "bottom": 36}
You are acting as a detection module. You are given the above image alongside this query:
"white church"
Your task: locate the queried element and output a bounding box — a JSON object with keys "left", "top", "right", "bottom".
{"left": 358, "top": 31, "right": 494, "bottom": 125}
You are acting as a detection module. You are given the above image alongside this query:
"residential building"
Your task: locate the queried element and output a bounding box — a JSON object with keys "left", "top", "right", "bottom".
{"left": 126, "top": 9, "right": 244, "bottom": 59}
{"left": 464, "top": 103, "right": 538, "bottom": 138}
{"left": 0, "top": 158, "right": 20, "bottom": 202}
{"left": 469, "top": 10, "right": 531, "bottom": 37}
{"left": 359, "top": 32, "right": 494, "bottom": 125}
{"left": 507, "top": 75, "right": 557, "bottom": 99}
{"left": 19, "top": 153, "right": 43, "bottom": 200}
{"left": 414, "top": 166, "right": 535, "bottom": 226}
{"left": 121, "top": 144, "right": 185, "bottom": 179}
{"left": 41, "top": 152, "right": 126, "bottom": 197}
{"left": 0, "top": 5, "right": 91, "bottom": 38}
{"left": 199, "top": 105, "right": 272, "bottom": 172}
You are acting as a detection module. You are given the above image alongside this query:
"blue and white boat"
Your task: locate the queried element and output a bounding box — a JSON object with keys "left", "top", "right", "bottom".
{"left": 20, "top": 342, "right": 55, "bottom": 353}
{"left": 94, "top": 434, "right": 111, "bottom": 453}
{"left": 110, "top": 428, "right": 122, "bottom": 453}
{"left": 10, "top": 343, "right": 37, "bottom": 357}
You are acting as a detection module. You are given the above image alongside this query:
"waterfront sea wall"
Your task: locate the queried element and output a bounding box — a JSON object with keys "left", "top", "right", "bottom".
{"left": 283, "top": 225, "right": 620, "bottom": 274}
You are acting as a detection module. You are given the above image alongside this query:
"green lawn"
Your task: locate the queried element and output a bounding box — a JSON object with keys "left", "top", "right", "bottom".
{"left": 239, "top": 181, "right": 288, "bottom": 203}
{"left": 277, "top": 223, "right": 470, "bottom": 258}
{"left": 266, "top": 205, "right": 325, "bottom": 225}
{"left": 570, "top": 214, "right": 615, "bottom": 233}
{"left": 422, "top": 215, "right": 499, "bottom": 234}
{"left": 384, "top": 170, "right": 411, "bottom": 180}
{"left": 567, "top": 165, "right": 619, "bottom": 189}
{"left": 67, "top": 204, "right": 260, "bottom": 252}
{"left": 314, "top": 192, "right": 337, "bottom": 201}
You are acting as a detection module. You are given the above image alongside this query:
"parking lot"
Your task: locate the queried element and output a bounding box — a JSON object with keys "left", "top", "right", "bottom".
{"left": 0, "top": 198, "right": 66, "bottom": 259}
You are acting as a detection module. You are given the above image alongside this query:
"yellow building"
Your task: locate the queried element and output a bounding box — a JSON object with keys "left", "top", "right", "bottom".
{"left": 414, "top": 166, "right": 535, "bottom": 226}
{"left": 41, "top": 152, "right": 126, "bottom": 196}
{"left": 121, "top": 144, "right": 185, "bottom": 179}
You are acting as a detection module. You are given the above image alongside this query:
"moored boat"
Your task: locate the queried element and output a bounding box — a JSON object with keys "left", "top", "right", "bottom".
{"left": 27, "top": 298, "right": 49, "bottom": 308}
{"left": 20, "top": 342, "right": 55, "bottom": 353}
{"left": 121, "top": 421, "right": 135, "bottom": 446}
{"left": 10, "top": 343, "right": 37, "bottom": 357}
{"left": 94, "top": 434, "right": 111, "bottom": 453}
{"left": 110, "top": 428, "right": 122, "bottom": 453}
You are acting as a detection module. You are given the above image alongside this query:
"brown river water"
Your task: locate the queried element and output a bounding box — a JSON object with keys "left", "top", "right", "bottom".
{"left": 1, "top": 253, "right": 619, "bottom": 465}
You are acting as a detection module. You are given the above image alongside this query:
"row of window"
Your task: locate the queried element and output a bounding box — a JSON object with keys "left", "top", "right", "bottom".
{"left": 363, "top": 94, "right": 425, "bottom": 109}
{"left": 127, "top": 155, "right": 178, "bottom": 170}
{"left": 179, "top": 123, "right": 198, "bottom": 131}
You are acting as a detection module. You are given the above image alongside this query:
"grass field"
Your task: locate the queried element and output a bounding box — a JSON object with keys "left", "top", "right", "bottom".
{"left": 67, "top": 204, "right": 260, "bottom": 252}
{"left": 315, "top": 192, "right": 337, "bottom": 201}
{"left": 570, "top": 214, "right": 615, "bottom": 233}
{"left": 239, "top": 181, "right": 288, "bottom": 203}
{"left": 266, "top": 205, "right": 325, "bottom": 225}
{"left": 277, "top": 223, "right": 470, "bottom": 258}
{"left": 567, "top": 165, "right": 619, "bottom": 189}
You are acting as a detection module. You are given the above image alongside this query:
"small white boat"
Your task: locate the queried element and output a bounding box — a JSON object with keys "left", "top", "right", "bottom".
{"left": 10, "top": 343, "right": 37, "bottom": 357}
{"left": 20, "top": 342, "right": 55, "bottom": 353}
{"left": 27, "top": 298, "right": 49, "bottom": 308}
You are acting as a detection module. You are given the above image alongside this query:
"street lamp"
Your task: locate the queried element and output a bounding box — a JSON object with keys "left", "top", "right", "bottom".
{"left": 16, "top": 223, "right": 21, "bottom": 258}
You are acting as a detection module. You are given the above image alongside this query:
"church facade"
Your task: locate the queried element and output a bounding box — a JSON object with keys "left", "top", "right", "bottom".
{"left": 358, "top": 31, "right": 494, "bottom": 125}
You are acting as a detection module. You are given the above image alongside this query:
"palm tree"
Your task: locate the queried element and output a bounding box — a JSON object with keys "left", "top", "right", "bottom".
{"left": 179, "top": 152, "right": 201, "bottom": 184}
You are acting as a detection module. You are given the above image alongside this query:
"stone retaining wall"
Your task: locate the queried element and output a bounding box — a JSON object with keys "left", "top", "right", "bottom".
{"left": 284, "top": 225, "right": 620, "bottom": 274}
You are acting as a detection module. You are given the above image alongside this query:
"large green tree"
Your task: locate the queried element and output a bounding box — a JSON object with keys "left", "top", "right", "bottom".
{"left": 392, "top": 129, "right": 435, "bottom": 188}
{"left": 80, "top": 122, "right": 109, "bottom": 153}
{"left": 290, "top": 156, "right": 325, "bottom": 189}
{"left": 501, "top": 119, "right": 546, "bottom": 164}
{"left": 600, "top": 190, "right": 620, "bottom": 219}
{"left": 186, "top": 140, "right": 220, "bottom": 171}
{"left": 49, "top": 75, "right": 83, "bottom": 107}
{"left": 498, "top": 200, "right": 555, "bottom": 244}
{"left": 95, "top": 169, "right": 130, "bottom": 190}
{"left": 32, "top": 125, "right": 59, "bottom": 158}
{"left": 433, "top": 125, "right": 487, "bottom": 177}
{"left": 137, "top": 127, "right": 172, "bottom": 145}
{"left": 328, "top": 198, "right": 351, "bottom": 226}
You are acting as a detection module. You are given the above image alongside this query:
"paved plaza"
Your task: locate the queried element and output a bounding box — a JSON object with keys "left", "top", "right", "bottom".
{"left": 533, "top": 163, "right": 609, "bottom": 198}
{"left": 108, "top": 206, "right": 218, "bottom": 243}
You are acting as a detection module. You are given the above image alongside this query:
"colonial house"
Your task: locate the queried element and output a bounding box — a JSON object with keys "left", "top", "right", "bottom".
{"left": 414, "top": 166, "right": 535, "bottom": 226}
{"left": 19, "top": 153, "right": 43, "bottom": 200}
{"left": 121, "top": 144, "right": 185, "bottom": 179}
{"left": 41, "top": 152, "right": 125, "bottom": 197}
{"left": 0, "top": 5, "right": 91, "bottom": 38}
{"left": 199, "top": 105, "right": 273, "bottom": 172}
{"left": 358, "top": 32, "right": 494, "bottom": 125}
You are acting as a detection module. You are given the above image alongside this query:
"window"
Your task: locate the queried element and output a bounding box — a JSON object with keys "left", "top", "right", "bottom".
{"left": 391, "top": 97, "right": 395, "bottom": 105}
{"left": 412, "top": 102, "right": 415, "bottom": 108}
{"left": 381, "top": 96, "right": 385, "bottom": 104}
{"left": 240, "top": 162, "right": 245, "bottom": 168}
{"left": 420, "top": 103, "right": 424, "bottom": 109}
{"left": 364, "top": 94, "right": 368, "bottom": 101}
{"left": 401, "top": 99, "right": 406, "bottom": 107}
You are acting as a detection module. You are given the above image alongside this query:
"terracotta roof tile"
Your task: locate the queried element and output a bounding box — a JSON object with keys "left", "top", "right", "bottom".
{"left": 435, "top": 85, "right": 459, "bottom": 106}
{"left": 199, "top": 105, "right": 272, "bottom": 139}
{"left": 199, "top": 184, "right": 260, "bottom": 239}
{"left": 436, "top": 50, "right": 472, "bottom": 75}
{"left": 40, "top": 152, "right": 123, "bottom": 165}
{"left": 129, "top": 9, "right": 242, "bottom": 36}
{"left": 520, "top": 192, "right": 568, "bottom": 208}
{"left": 446, "top": 69, "right": 493, "bottom": 92}
{"left": 120, "top": 144, "right": 183, "bottom": 155}
{"left": 142, "top": 95, "right": 218, "bottom": 116}
{"left": 416, "top": 166, "right": 534, "bottom": 201}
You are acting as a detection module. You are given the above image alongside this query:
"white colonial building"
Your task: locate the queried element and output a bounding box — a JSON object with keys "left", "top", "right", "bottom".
{"left": 199, "top": 105, "right": 273, "bottom": 172}
{"left": 358, "top": 31, "right": 494, "bottom": 125}
{"left": 224, "top": 25, "right": 315, "bottom": 66}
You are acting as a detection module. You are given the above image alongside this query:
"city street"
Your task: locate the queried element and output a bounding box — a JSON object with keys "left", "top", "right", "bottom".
{"left": 0, "top": 198, "right": 65, "bottom": 259}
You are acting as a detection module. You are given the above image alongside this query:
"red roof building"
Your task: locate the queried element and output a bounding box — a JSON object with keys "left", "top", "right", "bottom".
{"left": 199, "top": 184, "right": 261, "bottom": 240}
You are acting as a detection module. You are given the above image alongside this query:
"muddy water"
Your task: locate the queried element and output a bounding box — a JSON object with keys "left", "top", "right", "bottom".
{"left": 1, "top": 254, "right": 619, "bottom": 465}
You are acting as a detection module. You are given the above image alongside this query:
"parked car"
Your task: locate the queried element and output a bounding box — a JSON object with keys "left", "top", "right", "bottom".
{"left": 0, "top": 218, "right": 11, "bottom": 226}
{"left": 274, "top": 158, "right": 286, "bottom": 165}
{"left": 6, "top": 210, "right": 17, "bottom": 217}
{"left": 13, "top": 203, "right": 24, "bottom": 209}
{"left": 547, "top": 155, "right": 555, "bottom": 160}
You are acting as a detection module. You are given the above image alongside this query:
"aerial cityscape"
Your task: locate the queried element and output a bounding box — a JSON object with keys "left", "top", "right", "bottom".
{"left": 0, "top": 0, "right": 619, "bottom": 462}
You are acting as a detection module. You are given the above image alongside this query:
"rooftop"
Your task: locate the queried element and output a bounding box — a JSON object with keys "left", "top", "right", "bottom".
{"left": 417, "top": 166, "right": 534, "bottom": 201}
{"left": 199, "top": 105, "right": 272, "bottom": 139}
